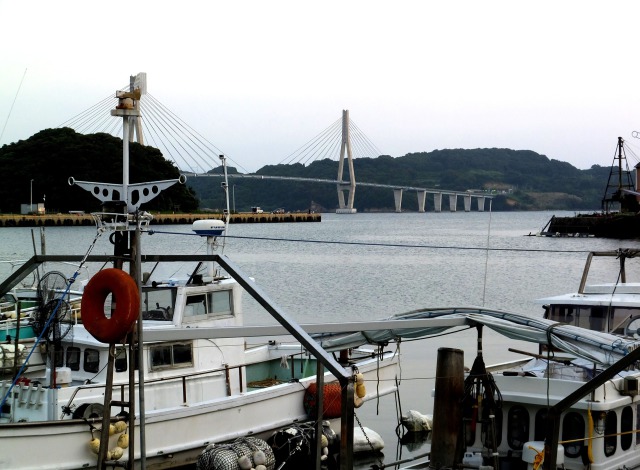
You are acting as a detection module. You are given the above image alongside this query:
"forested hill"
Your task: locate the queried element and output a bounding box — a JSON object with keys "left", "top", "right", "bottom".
{"left": 193, "top": 148, "right": 614, "bottom": 212}
{"left": 0, "top": 128, "right": 198, "bottom": 214}
{"left": 1, "top": 128, "right": 616, "bottom": 213}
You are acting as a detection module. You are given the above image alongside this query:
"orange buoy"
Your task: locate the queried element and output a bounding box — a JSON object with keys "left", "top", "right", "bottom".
{"left": 81, "top": 268, "right": 139, "bottom": 343}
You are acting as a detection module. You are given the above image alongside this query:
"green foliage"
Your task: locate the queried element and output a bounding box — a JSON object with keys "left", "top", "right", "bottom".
{"left": 187, "top": 148, "right": 617, "bottom": 212}
{"left": 2, "top": 130, "right": 618, "bottom": 213}
{"left": 0, "top": 128, "right": 198, "bottom": 213}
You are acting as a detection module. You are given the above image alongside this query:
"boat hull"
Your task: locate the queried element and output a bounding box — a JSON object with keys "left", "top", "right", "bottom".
{"left": 547, "top": 213, "right": 640, "bottom": 238}
{"left": 0, "top": 355, "right": 397, "bottom": 470}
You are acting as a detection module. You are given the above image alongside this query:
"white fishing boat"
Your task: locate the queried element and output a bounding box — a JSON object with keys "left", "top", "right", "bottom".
{"left": 373, "top": 249, "right": 640, "bottom": 470}
{"left": 0, "top": 83, "right": 400, "bottom": 470}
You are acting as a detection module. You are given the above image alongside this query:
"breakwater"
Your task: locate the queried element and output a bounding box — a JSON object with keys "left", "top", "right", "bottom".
{"left": 0, "top": 212, "right": 321, "bottom": 227}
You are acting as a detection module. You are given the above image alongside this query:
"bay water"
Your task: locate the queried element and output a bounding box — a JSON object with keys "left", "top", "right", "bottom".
{"left": 2, "top": 210, "right": 640, "bottom": 468}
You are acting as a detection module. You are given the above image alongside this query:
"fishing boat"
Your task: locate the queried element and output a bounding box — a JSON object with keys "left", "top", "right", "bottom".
{"left": 0, "top": 84, "right": 400, "bottom": 470}
{"left": 380, "top": 248, "right": 640, "bottom": 470}
{"left": 540, "top": 137, "right": 640, "bottom": 238}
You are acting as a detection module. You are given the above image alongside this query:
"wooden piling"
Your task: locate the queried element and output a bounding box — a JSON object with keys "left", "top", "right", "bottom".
{"left": 430, "top": 347, "right": 464, "bottom": 469}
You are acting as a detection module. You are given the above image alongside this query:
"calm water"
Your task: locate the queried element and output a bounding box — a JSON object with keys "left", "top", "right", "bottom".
{"left": 2, "top": 211, "right": 640, "bottom": 467}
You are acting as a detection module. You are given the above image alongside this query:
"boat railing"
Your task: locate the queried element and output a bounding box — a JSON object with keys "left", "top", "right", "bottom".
{"left": 91, "top": 212, "right": 153, "bottom": 232}
{"left": 61, "top": 349, "right": 313, "bottom": 418}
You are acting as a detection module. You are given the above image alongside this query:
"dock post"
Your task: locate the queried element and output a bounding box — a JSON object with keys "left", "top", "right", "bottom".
{"left": 339, "top": 375, "right": 355, "bottom": 470}
{"left": 430, "top": 347, "right": 464, "bottom": 469}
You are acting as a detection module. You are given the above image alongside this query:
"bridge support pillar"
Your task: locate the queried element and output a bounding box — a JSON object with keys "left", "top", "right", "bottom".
{"left": 477, "top": 197, "right": 486, "bottom": 212}
{"left": 433, "top": 193, "right": 442, "bottom": 212}
{"left": 463, "top": 194, "right": 472, "bottom": 212}
{"left": 393, "top": 189, "right": 403, "bottom": 213}
{"left": 417, "top": 190, "right": 427, "bottom": 213}
{"left": 448, "top": 194, "right": 457, "bottom": 212}
{"left": 336, "top": 110, "right": 357, "bottom": 214}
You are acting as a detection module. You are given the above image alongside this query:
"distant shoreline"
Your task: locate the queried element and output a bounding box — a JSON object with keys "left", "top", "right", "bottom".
{"left": 0, "top": 212, "right": 321, "bottom": 227}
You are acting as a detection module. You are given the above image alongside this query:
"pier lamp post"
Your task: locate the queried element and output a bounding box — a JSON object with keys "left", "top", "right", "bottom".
{"left": 30, "top": 179, "right": 33, "bottom": 213}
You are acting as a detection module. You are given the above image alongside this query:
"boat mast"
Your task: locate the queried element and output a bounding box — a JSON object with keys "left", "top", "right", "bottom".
{"left": 601, "top": 137, "right": 638, "bottom": 214}
{"left": 68, "top": 73, "right": 186, "bottom": 470}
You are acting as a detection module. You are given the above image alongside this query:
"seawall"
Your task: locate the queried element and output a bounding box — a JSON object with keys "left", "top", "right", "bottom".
{"left": 0, "top": 212, "right": 321, "bottom": 227}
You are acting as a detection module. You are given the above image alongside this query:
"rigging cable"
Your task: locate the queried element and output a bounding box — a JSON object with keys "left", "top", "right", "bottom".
{"left": 482, "top": 198, "right": 494, "bottom": 306}
{"left": 0, "top": 68, "right": 28, "bottom": 144}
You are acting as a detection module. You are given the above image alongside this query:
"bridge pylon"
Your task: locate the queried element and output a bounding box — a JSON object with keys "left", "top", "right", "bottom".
{"left": 336, "top": 109, "right": 357, "bottom": 214}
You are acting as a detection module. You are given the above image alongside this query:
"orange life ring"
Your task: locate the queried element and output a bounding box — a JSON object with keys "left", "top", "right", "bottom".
{"left": 81, "top": 268, "right": 139, "bottom": 343}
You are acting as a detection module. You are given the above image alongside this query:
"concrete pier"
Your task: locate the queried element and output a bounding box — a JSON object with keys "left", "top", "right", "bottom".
{"left": 417, "top": 190, "right": 427, "bottom": 213}
{"left": 448, "top": 194, "right": 457, "bottom": 212}
{"left": 393, "top": 189, "right": 403, "bottom": 213}
{"left": 433, "top": 193, "right": 442, "bottom": 212}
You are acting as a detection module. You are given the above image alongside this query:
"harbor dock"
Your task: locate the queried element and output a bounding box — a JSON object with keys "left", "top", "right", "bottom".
{"left": 0, "top": 212, "right": 321, "bottom": 227}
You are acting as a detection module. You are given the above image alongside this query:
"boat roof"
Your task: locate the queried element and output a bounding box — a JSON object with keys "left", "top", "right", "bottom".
{"left": 536, "top": 282, "right": 640, "bottom": 307}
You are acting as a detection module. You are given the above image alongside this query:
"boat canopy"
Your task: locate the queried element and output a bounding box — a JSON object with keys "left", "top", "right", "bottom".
{"left": 311, "top": 307, "right": 640, "bottom": 367}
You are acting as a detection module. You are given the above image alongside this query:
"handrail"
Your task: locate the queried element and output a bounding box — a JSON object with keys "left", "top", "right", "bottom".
{"left": 59, "top": 348, "right": 319, "bottom": 415}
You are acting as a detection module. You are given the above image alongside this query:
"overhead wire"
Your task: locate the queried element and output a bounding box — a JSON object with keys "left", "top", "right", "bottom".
{"left": 0, "top": 69, "right": 28, "bottom": 143}
{"left": 145, "top": 229, "right": 593, "bottom": 254}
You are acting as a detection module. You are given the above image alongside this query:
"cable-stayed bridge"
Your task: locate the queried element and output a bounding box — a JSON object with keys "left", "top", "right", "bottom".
{"left": 184, "top": 172, "right": 490, "bottom": 213}
{"left": 60, "top": 73, "right": 491, "bottom": 213}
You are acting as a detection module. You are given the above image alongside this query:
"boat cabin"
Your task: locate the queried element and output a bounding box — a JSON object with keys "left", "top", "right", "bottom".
{"left": 540, "top": 283, "right": 640, "bottom": 336}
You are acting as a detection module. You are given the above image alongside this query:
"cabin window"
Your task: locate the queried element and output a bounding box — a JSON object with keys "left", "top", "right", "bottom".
{"left": 548, "top": 305, "right": 637, "bottom": 334}
{"left": 141, "top": 287, "right": 175, "bottom": 321}
{"left": 150, "top": 342, "right": 193, "bottom": 371}
{"left": 211, "top": 290, "right": 233, "bottom": 316}
{"left": 621, "top": 406, "right": 633, "bottom": 451}
{"left": 562, "top": 412, "right": 585, "bottom": 458}
{"left": 185, "top": 294, "right": 207, "bottom": 318}
{"left": 507, "top": 406, "right": 530, "bottom": 450}
{"left": 534, "top": 408, "right": 548, "bottom": 441}
{"left": 610, "top": 308, "right": 637, "bottom": 335}
{"left": 604, "top": 410, "right": 617, "bottom": 457}
{"left": 66, "top": 346, "right": 81, "bottom": 371}
{"left": 184, "top": 290, "right": 233, "bottom": 321}
{"left": 84, "top": 348, "right": 100, "bottom": 373}
{"left": 481, "top": 407, "right": 503, "bottom": 449}
{"left": 115, "top": 346, "right": 127, "bottom": 373}
{"left": 548, "top": 306, "right": 602, "bottom": 331}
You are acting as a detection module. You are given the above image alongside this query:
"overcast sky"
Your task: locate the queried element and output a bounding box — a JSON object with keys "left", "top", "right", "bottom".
{"left": 2, "top": 1, "right": 640, "bottom": 173}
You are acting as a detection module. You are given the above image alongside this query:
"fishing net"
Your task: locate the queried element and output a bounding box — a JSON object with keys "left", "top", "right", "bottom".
{"left": 268, "top": 421, "right": 338, "bottom": 470}
{"left": 196, "top": 437, "right": 275, "bottom": 470}
{"left": 462, "top": 326, "right": 503, "bottom": 462}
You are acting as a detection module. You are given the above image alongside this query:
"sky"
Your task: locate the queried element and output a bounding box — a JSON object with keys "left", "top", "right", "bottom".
{"left": 1, "top": 0, "right": 640, "bottom": 173}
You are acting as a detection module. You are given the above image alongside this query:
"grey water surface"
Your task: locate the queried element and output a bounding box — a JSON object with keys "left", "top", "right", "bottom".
{"left": 2, "top": 210, "right": 639, "bottom": 468}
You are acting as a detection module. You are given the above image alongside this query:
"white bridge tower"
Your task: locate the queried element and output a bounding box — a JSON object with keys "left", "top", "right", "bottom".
{"left": 336, "top": 109, "right": 357, "bottom": 214}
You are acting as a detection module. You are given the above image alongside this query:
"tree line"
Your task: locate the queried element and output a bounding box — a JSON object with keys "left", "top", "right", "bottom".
{"left": 0, "top": 128, "right": 616, "bottom": 214}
